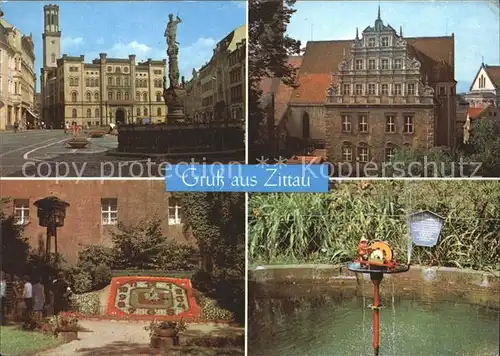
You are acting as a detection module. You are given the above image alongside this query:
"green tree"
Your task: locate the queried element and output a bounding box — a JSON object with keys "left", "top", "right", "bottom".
{"left": 173, "top": 192, "right": 245, "bottom": 323}
{"left": 0, "top": 198, "right": 30, "bottom": 274}
{"left": 248, "top": 0, "right": 301, "bottom": 161}
{"left": 469, "top": 118, "right": 500, "bottom": 176}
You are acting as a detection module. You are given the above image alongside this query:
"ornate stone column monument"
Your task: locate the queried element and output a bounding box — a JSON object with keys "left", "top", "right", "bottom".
{"left": 163, "top": 13, "right": 186, "bottom": 123}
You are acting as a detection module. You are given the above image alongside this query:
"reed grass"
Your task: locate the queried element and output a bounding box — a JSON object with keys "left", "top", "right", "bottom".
{"left": 248, "top": 181, "right": 500, "bottom": 271}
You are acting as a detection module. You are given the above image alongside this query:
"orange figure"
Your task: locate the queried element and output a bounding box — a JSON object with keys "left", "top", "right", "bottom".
{"left": 359, "top": 237, "right": 368, "bottom": 260}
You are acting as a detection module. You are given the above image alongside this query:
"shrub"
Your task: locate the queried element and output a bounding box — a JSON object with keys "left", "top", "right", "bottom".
{"left": 92, "top": 264, "right": 112, "bottom": 289}
{"left": 71, "top": 269, "right": 93, "bottom": 294}
{"left": 70, "top": 291, "right": 101, "bottom": 316}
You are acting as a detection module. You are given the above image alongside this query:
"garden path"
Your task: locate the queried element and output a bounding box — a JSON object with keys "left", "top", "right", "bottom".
{"left": 36, "top": 320, "right": 223, "bottom": 356}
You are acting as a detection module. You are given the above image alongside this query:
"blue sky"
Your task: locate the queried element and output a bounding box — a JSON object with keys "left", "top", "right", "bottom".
{"left": 3, "top": 1, "right": 246, "bottom": 90}
{"left": 288, "top": 1, "right": 500, "bottom": 93}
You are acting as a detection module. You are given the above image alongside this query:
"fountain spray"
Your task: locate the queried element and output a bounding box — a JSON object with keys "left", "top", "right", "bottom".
{"left": 347, "top": 210, "right": 444, "bottom": 355}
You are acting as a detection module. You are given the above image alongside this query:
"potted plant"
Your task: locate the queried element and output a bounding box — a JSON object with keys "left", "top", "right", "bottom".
{"left": 48, "top": 312, "right": 80, "bottom": 342}
{"left": 146, "top": 319, "right": 187, "bottom": 349}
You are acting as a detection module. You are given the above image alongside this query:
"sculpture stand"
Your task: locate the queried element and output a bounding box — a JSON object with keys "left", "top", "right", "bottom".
{"left": 164, "top": 45, "right": 186, "bottom": 124}
{"left": 347, "top": 262, "right": 410, "bottom": 356}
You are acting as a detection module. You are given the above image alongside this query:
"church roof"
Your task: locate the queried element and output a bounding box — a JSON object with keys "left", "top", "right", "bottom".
{"left": 484, "top": 65, "right": 500, "bottom": 88}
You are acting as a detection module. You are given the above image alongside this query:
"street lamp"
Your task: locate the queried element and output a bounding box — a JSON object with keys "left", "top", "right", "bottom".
{"left": 34, "top": 196, "right": 70, "bottom": 261}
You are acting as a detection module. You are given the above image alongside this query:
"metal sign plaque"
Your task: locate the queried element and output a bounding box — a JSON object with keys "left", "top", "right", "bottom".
{"left": 408, "top": 211, "right": 444, "bottom": 247}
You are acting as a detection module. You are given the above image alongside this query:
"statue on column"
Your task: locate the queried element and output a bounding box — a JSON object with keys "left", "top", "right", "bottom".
{"left": 165, "top": 13, "right": 182, "bottom": 50}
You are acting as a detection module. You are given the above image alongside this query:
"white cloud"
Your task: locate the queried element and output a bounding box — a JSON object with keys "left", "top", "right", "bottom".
{"left": 96, "top": 37, "right": 105, "bottom": 45}
{"left": 61, "top": 36, "right": 84, "bottom": 52}
{"left": 178, "top": 37, "right": 217, "bottom": 79}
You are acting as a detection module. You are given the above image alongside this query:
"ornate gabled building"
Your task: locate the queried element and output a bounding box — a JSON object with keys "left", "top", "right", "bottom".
{"left": 40, "top": 4, "right": 167, "bottom": 129}
{"left": 276, "top": 8, "right": 457, "bottom": 163}
{"left": 0, "top": 8, "right": 37, "bottom": 130}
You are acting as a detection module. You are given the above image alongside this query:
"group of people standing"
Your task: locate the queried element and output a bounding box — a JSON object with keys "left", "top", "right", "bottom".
{"left": 0, "top": 271, "right": 71, "bottom": 325}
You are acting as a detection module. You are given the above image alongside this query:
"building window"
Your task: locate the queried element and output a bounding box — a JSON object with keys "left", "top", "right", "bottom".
{"left": 124, "top": 67, "right": 129, "bottom": 73}
{"left": 115, "top": 67, "right": 121, "bottom": 73}
{"left": 156, "top": 93, "right": 162, "bottom": 102}
{"left": 51, "top": 53, "right": 56, "bottom": 63}
{"left": 368, "top": 84, "right": 376, "bottom": 95}
{"left": 394, "top": 84, "right": 402, "bottom": 95}
{"left": 342, "top": 145, "right": 353, "bottom": 161}
{"left": 368, "top": 38, "right": 375, "bottom": 47}
{"left": 69, "top": 78, "right": 74, "bottom": 86}
{"left": 381, "top": 84, "right": 389, "bottom": 95}
{"left": 385, "top": 147, "right": 396, "bottom": 162}
{"left": 394, "top": 59, "right": 402, "bottom": 69}
{"left": 479, "top": 75, "right": 485, "bottom": 89}
{"left": 96, "top": 78, "right": 99, "bottom": 87}
{"left": 86, "top": 92, "right": 91, "bottom": 102}
{"left": 157, "top": 108, "right": 162, "bottom": 116}
{"left": 439, "top": 86, "right": 446, "bottom": 96}
{"left": 381, "top": 59, "right": 389, "bottom": 70}
{"left": 137, "top": 107, "right": 141, "bottom": 116}
{"left": 358, "top": 115, "right": 368, "bottom": 133}
{"left": 136, "top": 92, "right": 140, "bottom": 101}
{"left": 94, "top": 92, "right": 99, "bottom": 101}
{"left": 86, "top": 109, "right": 91, "bottom": 118}
{"left": 407, "top": 84, "right": 415, "bottom": 95}
{"left": 108, "top": 77, "right": 113, "bottom": 86}
{"left": 124, "top": 77, "right": 129, "bottom": 86}
{"left": 403, "top": 115, "right": 414, "bottom": 134}
{"left": 124, "top": 92, "right": 129, "bottom": 100}
{"left": 85, "top": 78, "right": 90, "bottom": 87}
{"left": 72, "top": 109, "right": 77, "bottom": 118}
{"left": 108, "top": 92, "right": 113, "bottom": 100}
{"left": 107, "top": 66, "right": 112, "bottom": 72}
{"left": 95, "top": 108, "right": 100, "bottom": 118}
{"left": 386, "top": 115, "right": 396, "bottom": 133}
{"left": 358, "top": 147, "right": 369, "bottom": 163}
{"left": 381, "top": 37, "right": 389, "bottom": 47}
{"left": 355, "top": 84, "right": 363, "bottom": 95}
{"left": 168, "top": 198, "right": 183, "bottom": 225}
{"left": 341, "top": 115, "right": 351, "bottom": 132}
{"left": 342, "top": 84, "right": 350, "bottom": 95}
{"left": 117, "top": 91, "right": 122, "bottom": 100}
{"left": 144, "top": 108, "right": 148, "bottom": 116}
{"left": 143, "top": 93, "right": 148, "bottom": 102}
{"left": 368, "top": 59, "right": 376, "bottom": 70}
{"left": 71, "top": 92, "right": 77, "bottom": 102}
{"left": 116, "top": 77, "right": 121, "bottom": 86}
{"left": 13, "top": 199, "right": 30, "bottom": 225}
{"left": 101, "top": 198, "right": 118, "bottom": 225}
{"left": 355, "top": 59, "right": 363, "bottom": 70}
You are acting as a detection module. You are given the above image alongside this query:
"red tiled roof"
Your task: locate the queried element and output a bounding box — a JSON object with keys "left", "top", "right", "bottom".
{"left": 484, "top": 65, "right": 500, "bottom": 88}
{"left": 288, "top": 35, "right": 455, "bottom": 104}
{"left": 467, "top": 107, "right": 486, "bottom": 119}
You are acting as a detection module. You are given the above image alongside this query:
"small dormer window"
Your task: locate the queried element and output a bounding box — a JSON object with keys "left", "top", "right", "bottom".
{"left": 381, "top": 37, "right": 389, "bottom": 47}
{"left": 368, "top": 38, "right": 376, "bottom": 47}
{"left": 394, "top": 59, "right": 402, "bottom": 69}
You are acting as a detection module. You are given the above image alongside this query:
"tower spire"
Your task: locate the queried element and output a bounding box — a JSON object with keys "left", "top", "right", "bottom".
{"left": 377, "top": 5, "right": 381, "bottom": 20}
{"left": 356, "top": 27, "right": 359, "bottom": 40}
{"left": 400, "top": 25, "right": 403, "bottom": 37}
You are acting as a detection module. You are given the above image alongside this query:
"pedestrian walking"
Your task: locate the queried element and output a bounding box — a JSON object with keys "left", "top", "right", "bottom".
{"left": 13, "top": 121, "right": 19, "bottom": 133}
{"left": 32, "top": 277, "right": 45, "bottom": 321}
{"left": 22, "top": 275, "right": 33, "bottom": 323}
{"left": 53, "top": 272, "right": 70, "bottom": 315}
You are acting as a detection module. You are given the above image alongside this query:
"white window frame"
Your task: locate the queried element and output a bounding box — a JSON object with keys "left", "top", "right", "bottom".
{"left": 385, "top": 147, "right": 396, "bottom": 162}
{"left": 368, "top": 38, "right": 376, "bottom": 47}
{"left": 394, "top": 59, "right": 402, "bottom": 69}
{"left": 101, "top": 198, "right": 118, "bottom": 225}
{"left": 359, "top": 115, "right": 368, "bottom": 133}
{"left": 394, "top": 84, "right": 402, "bottom": 95}
{"left": 14, "top": 199, "right": 30, "bottom": 225}
{"left": 368, "top": 59, "right": 376, "bottom": 70}
{"left": 381, "top": 84, "right": 389, "bottom": 95}
{"left": 168, "top": 199, "right": 182, "bottom": 225}
{"left": 381, "top": 59, "right": 389, "bottom": 70}
{"left": 355, "top": 59, "right": 363, "bottom": 70}
{"left": 404, "top": 115, "right": 414, "bottom": 134}
{"left": 342, "top": 146, "right": 353, "bottom": 161}
{"left": 342, "top": 84, "right": 350, "bottom": 95}
{"left": 386, "top": 115, "right": 396, "bottom": 133}
{"left": 341, "top": 115, "right": 351, "bottom": 132}
{"left": 407, "top": 83, "right": 415, "bottom": 95}
{"left": 381, "top": 37, "right": 389, "bottom": 47}
{"left": 355, "top": 84, "right": 363, "bottom": 95}
{"left": 359, "top": 147, "right": 369, "bottom": 163}
{"left": 368, "top": 84, "right": 376, "bottom": 95}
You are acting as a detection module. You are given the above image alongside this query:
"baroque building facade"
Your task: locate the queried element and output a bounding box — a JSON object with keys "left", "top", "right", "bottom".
{"left": 40, "top": 4, "right": 166, "bottom": 129}
{"left": 272, "top": 9, "right": 457, "bottom": 164}
{"left": 185, "top": 25, "right": 246, "bottom": 124}
{"left": 0, "top": 9, "right": 37, "bottom": 130}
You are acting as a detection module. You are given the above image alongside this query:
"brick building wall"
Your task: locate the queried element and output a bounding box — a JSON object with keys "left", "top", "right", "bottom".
{"left": 1, "top": 180, "right": 190, "bottom": 264}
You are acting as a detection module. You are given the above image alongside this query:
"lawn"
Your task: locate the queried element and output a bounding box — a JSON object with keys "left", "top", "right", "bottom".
{"left": 0, "top": 325, "right": 62, "bottom": 356}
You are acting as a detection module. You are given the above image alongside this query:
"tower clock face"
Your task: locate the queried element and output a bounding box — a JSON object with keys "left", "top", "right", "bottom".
{"left": 113, "top": 280, "right": 190, "bottom": 316}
